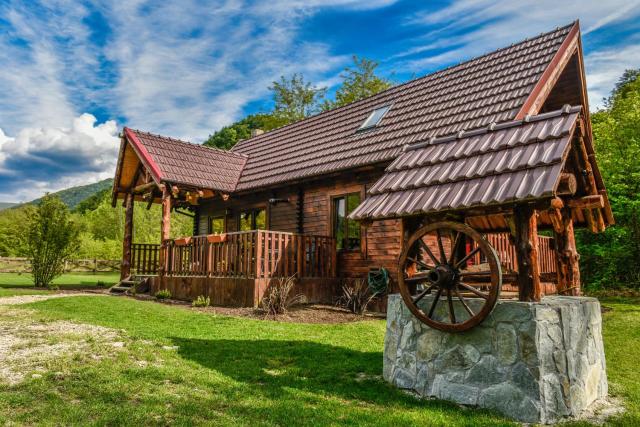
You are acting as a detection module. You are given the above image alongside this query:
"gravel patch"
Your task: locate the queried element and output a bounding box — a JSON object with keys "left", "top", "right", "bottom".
{"left": 0, "top": 293, "right": 98, "bottom": 306}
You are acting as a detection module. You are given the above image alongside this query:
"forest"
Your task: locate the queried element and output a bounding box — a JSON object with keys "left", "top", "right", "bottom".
{"left": 0, "top": 64, "right": 637, "bottom": 292}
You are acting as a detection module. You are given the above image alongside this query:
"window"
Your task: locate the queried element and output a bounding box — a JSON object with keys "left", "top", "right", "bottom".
{"left": 359, "top": 105, "right": 391, "bottom": 130}
{"left": 239, "top": 208, "right": 266, "bottom": 231}
{"left": 333, "top": 193, "right": 361, "bottom": 250}
{"left": 209, "top": 216, "right": 225, "bottom": 234}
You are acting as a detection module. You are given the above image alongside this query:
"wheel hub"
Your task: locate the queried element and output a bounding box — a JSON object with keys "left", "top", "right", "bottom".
{"left": 429, "top": 265, "right": 457, "bottom": 289}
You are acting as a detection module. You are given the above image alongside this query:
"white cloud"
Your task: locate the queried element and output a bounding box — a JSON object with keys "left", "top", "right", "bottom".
{"left": 585, "top": 43, "right": 640, "bottom": 109}
{"left": 0, "top": 114, "right": 120, "bottom": 202}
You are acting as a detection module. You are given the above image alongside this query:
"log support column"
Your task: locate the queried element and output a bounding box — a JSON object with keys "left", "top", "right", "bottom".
{"left": 159, "top": 185, "right": 172, "bottom": 276}
{"left": 513, "top": 206, "right": 541, "bottom": 302}
{"left": 120, "top": 193, "right": 134, "bottom": 280}
{"left": 553, "top": 208, "right": 581, "bottom": 296}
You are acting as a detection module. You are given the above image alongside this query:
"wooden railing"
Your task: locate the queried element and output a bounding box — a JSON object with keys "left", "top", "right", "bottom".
{"left": 484, "top": 233, "right": 556, "bottom": 274}
{"left": 132, "top": 243, "right": 161, "bottom": 275}
{"left": 158, "top": 230, "right": 336, "bottom": 279}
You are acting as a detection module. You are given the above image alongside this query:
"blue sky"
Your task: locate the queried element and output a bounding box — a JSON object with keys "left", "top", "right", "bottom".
{"left": 0, "top": 0, "right": 639, "bottom": 202}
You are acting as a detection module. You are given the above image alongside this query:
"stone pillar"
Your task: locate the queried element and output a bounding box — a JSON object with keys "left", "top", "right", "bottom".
{"left": 383, "top": 294, "right": 608, "bottom": 424}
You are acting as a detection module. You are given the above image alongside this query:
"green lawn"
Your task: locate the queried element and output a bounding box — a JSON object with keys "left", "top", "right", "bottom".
{"left": 0, "top": 272, "right": 119, "bottom": 288}
{"left": 0, "top": 296, "right": 637, "bottom": 426}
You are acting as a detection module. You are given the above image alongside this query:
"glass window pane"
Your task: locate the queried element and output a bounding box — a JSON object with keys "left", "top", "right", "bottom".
{"left": 360, "top": 105, "right": 390, "bottom": 130}
{"left": 210, "top": 217, "right": 224, "bottom": 234}
{"left": 239, "top": 211, "right": 252, "bottom": 231}
{"left": 255, "top": 209, "right": 266, "bottom": 230}
{"left": 334, "top": 197, "right": 346, "bottom": 250}
{"left": 346, "top": 194, "right": 361, "bottom": 250}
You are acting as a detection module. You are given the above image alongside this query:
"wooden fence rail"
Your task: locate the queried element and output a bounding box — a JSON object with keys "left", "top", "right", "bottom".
{"left": 0, "top": 257, "right": 120, "bottom": 273}
{"left": 156, "top": 230, "right": 336, "bottom": 279}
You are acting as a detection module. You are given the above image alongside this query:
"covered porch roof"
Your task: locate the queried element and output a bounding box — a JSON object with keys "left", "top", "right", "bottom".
{"left": 112, "top": 127, "right": 247, "bottom": 207}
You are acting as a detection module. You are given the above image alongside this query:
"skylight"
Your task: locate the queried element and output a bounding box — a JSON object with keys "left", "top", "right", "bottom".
{"left": 359, "top": 105, "right": 391, "bottom": 130}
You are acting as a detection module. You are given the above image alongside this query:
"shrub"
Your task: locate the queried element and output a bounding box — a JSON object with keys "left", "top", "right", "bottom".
{"left": 261, "top": 276, "right": 305, "bottom": 316}
{"left": 26, "top": 195, "right": 80, "bottom": 289}
{"left": 192, "top": 295, "right": 210, "bottom": 307}
{"left": 155, "top": 289, "right": 171, "bottom": 300}
{"left": 337, "top": 278, "right": 375, "bottom": 315}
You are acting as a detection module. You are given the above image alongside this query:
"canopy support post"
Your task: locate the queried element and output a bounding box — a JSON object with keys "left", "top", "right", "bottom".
{"left": 553, "top": 208, "right": 581, "bottom": 295}
{"left": 120, "top": 193, "right": 134, "bottom": 281}
{"left": 159, "top": 185, "right": 172, "bottom": 277}
{"left": 513, "top": 206, "right": 542, "bottom": 302}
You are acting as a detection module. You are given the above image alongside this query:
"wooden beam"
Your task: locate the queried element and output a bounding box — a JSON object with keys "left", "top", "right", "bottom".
{"left": 131, "top": 181, "right": 158, "bottom": 195}
{"left": 120, "top": 193, "right": 134, "bottom": 281}
{"left": 513, "top": 206, "right": 541, "bottom": 302}
{"left": 548, "top": 197, "right": 565, "bottom": 234}
{"left": 553, "top": 207, "right": 581, "bottom": 296}
{"left": 556, "top": 173, "right": 577, "bottom": 195}
{"left": 567, "top": 195, "right": 604, "bottom": 209}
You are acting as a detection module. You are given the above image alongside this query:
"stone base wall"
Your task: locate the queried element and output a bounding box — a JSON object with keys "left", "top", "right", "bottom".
{"left": 384, "top": 294, "right": 608, "bottom": 424}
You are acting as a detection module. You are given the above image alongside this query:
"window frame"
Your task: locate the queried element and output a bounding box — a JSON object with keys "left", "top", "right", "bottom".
{"left": 358, "top": 104, "right": 391, "bottom": 131}
{"left": 331, "top": 192, "right": 363, "bottom": 252}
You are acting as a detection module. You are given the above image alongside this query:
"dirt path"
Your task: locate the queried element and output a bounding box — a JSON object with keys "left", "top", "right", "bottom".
{"left": 0, "top": 292, "right": 99, "bottom": 306}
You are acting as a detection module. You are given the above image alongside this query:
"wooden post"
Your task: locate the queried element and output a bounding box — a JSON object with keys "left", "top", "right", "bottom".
{"left": 159, "top": 186, "right": 171, "bottom": 276}
{"left": 553, "top": 208, "right": 581, "bottom": 296}
{"left": 513, "top": 206, "right": 542, "bottom": 302}
{"left": 121, "top": 193, "right": 134, "bottom": 280}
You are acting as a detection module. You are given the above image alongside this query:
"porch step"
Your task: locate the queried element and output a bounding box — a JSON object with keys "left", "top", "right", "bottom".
{"left": 109, "top": 276, "right": 150, "bottom": 296}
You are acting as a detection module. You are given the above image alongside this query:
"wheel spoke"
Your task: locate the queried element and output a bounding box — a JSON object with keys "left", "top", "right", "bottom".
{"left": 455, "top": 246, "right": 481, "bottom": 269}
{"left": 405, "top": 272, "right": 432, "bottom": 283}
{"left": 455, "top": 288, "right": 474, "bottom": 316}
{"left": 407, "top": 256, "right": 434, "bottom": 271}
{"left": 435, "top": 229, "right": 447, "bottom": 264}
{"left": 458, "top": 282, "right": 489, "bottom": 300}
{"left": 413, "top": 285, "right": 435, "bottom": 303}
{"left": 448, "top": 231, "right": 462, "bottom": 265}
{"left": 419, "top": 239, "right": 441, "bottom": 266}
{"left": 427, "top": 288, "right": 442, "bottom": 318}
{"left": 447, "top": 291, "right": 456, "bottom": 323}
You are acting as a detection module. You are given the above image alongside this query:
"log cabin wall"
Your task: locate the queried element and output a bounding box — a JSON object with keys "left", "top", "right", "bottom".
{"left": 195, "top": 167, "right": 402, "bottom": 285}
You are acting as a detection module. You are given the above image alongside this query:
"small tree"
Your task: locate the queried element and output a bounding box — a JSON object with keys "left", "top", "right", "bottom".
{"left": 270, "top": 73, "right": 326, "bottom": 123}
{"left": 26, "top": 194, "right": 80, "bottom": 288}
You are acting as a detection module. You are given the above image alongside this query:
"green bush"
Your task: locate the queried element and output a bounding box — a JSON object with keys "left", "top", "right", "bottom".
{"left": 192, "top": 295, "right": 210, "bottom": 307}
{"left": 155, "top": 289, "right": 171, "bottom": 300}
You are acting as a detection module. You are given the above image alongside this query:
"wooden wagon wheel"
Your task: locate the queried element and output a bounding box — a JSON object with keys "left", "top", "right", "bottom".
{"left": 398, "top": 221, "right": 502, "bottom": 332}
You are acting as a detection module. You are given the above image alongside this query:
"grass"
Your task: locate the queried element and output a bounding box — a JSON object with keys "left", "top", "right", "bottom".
{"left": 0, "top": 288, "right": 50, "bottom": 297}
{"left": 0, "top": 272, "right": 119, "bottom": 289}
{"left": 0, "top": 296, "right": 637, "bottom": 426}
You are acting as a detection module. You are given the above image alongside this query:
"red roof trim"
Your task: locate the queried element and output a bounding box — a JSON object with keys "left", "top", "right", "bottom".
{"left": 516, "top": 21, "right": 580, "bottom": 119}
{"left": 123, "top": 127, "right": 163, "bottom": 183}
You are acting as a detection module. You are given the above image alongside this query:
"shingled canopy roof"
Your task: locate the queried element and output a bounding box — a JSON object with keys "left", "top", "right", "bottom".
{"left": 122, "top": 128, "right": 247, "bottom": 193}
{"left": 350, "top": 105, "right": 585, "bottom": 220}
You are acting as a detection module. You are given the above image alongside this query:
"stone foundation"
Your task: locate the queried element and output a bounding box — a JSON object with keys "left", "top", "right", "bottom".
{"left": 384, "top": 294, "right": 608, "bottom": 424}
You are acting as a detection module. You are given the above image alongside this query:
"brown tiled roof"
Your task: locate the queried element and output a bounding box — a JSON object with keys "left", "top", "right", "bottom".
{"left": 124, "top": 128, "right": 247, "bottom": 192}
{"left": 231, "top": 23, "right": 575, "bottom": 191}
{"left": 349, "top": 105, "right": 581, "bottom": 221}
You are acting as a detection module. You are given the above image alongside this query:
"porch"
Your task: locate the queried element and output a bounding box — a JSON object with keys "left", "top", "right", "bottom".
{"left": 129, "top": 230, "right": 340, "bottom": 307}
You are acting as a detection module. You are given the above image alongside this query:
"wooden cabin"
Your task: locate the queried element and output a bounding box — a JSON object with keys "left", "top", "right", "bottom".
{"left": 111, "top": 21, "right": 612, "bottom": 307}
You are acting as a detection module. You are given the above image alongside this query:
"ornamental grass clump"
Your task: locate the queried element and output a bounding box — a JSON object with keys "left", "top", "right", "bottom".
{"left": 337, "top": 278, "right": 375, "bottom": 315}
{"left": 192, "top": 295, "right": 210, "bottom": 307}
{"left": 261, "top": 276, "right": 305, "bottom": 316}
{"left": 155, "top": 289, "right": 171, "bottom": 300}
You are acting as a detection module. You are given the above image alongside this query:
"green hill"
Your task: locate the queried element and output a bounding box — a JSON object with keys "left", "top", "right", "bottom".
{"left": 30, "top": 178, "right": 114, "bottom": 210}
{"left": 0, "top": 202, "right": 17, "bottom": 211}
